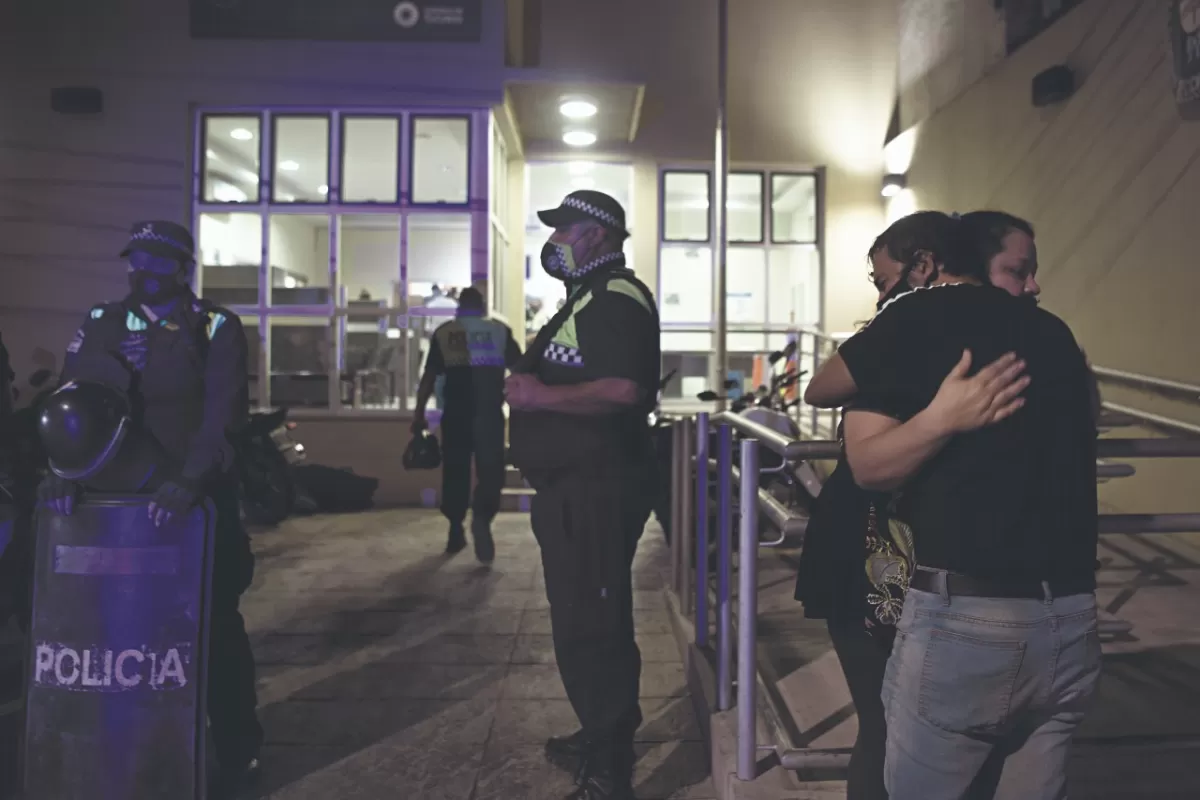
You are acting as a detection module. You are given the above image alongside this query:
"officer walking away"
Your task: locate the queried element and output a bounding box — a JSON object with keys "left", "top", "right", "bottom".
{"left": 506, "top": 191, "right": 661, "bottom": 800}
{"left": 37, "top": 221, "right": 264, "bottom": 796}
{"left": 412, "top": 287, "right": 521, "bottom": 561}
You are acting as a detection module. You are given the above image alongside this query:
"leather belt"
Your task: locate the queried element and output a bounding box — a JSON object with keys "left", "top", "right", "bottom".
{"left": 909, "top": 569, "right": 1094, "bottom": 600}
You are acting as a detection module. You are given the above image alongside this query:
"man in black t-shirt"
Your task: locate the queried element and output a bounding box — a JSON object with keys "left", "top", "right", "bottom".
{"left": 839, "top": 262, "right": 1100, "bottom": 796}
{"left": 413, "top": 288, "right": 521, "bottom": 560}
{"left": 506, "top": 190, "right": 660, "bottom": 800}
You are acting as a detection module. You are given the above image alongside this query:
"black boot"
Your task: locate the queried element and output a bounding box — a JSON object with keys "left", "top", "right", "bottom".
{"left": 446, "top": 521, "right": 467, "bottom": 554}
{"left": 563, "top": 763, "right": 635, "bottom": 799}
{"left": 209, "top": 756, "right": 261, "bottom": 799}
{"left": 545, "top": 729, "right": 590, "bottom": 775}
{"left": 471, "top": 516, "right": 495, "bottom": 563}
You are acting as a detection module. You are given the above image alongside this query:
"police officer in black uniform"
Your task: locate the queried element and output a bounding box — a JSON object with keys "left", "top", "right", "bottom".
{"left": 506, "top": 191, "right": 661, "bottom": 800}
{"left": 37, "top": 220, "right": 264, "bottom": 795}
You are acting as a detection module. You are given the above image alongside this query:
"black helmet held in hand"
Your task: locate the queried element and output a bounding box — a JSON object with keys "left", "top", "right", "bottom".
{"left": 37, "top": 381, "right": 169, "bottom": 492}
{"left": 402, "top": 430, "right": 442, "bottom": 471}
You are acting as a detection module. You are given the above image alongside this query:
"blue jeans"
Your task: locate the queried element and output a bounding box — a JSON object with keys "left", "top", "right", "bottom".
{"left": 881, "top": 577, "right": 1102, "bottom": 800}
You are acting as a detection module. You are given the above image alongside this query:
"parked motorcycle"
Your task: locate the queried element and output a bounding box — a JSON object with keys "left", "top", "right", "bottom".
{"left": 237, "top": 407, "right": 307, "bottom": 526}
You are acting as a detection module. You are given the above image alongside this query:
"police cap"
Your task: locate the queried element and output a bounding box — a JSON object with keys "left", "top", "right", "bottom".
{"left": 537, "top": 190, "right": 629, "bottom": 239}
{"left": 120, "top": 220, "right": 195, "bottom": 262}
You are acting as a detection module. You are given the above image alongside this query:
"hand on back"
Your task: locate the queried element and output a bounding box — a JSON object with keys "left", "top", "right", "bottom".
{"left": 926, "top": 349, "right": 1030, "bottom": 435}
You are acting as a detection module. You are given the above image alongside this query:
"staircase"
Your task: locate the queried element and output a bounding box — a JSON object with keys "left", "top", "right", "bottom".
{"left": 500, "top": 466, "right": 533, "bottom": 512}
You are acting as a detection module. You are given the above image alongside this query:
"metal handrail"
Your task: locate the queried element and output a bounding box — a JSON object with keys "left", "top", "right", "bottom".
{"left": 1092, "top": 366, "right": 1200, "bottom": 399}
{"left": 671, "top": 414, "right": 1200, "bottom": 785}
{"left": 1101, "top": 401, "right": 1200, "bottom": 438}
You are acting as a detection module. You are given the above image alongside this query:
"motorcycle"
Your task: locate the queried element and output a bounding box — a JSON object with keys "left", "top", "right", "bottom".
{"left": 237, "top": 407, "right": 307, "bottom": 526}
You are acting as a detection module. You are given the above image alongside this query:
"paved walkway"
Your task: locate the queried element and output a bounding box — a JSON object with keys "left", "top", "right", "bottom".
{"left": 240, "top": 510, "right": 715, "bottom": 800}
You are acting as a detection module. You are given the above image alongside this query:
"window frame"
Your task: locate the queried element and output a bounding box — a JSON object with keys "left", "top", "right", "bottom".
{"left": 407, "top": 113, "right": 473, "bottom": 208}
{"left": 660, "top": 168, "right": 713, "bottom": 244}
{"left": 338, "top": 114, "right": 403, "bottom": 206}
{"left": 727, "top": 169, "right": 766, "bottom": 245}
{"left": 199, "top": 112, "right": 265, "bottom": 205}
{"left": 269, "top": 113, "right": 333, "bottom": 206}
{"left": 769, "top": 171, "right": 820, "bottom": 245}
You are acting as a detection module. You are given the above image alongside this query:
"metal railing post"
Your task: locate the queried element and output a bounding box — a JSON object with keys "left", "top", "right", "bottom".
{"left": 737, "top": 438, "right": 759, "bottom": 781}
{"left": 694, "top": 412, "right": 710, "bottom": 646}
{"left": 670, "top": 419, "right": 683, "bottom": 596}
{"left": 716, "top": 423, "right": 734, "bottom": 711}
{"left": 679, "top": 416, "right": 695, "bottom": 615}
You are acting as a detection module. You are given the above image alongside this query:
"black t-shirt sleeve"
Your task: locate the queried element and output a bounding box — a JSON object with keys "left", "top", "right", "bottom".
{"left": 837, "top": 294, "right": 926, "bottom": 421}
{"left": 577, "top": 290, "right": 655, "bottom": 385}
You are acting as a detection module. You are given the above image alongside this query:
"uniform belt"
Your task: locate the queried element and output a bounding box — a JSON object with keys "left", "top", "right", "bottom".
{"left": 909, "top": 569, "right": 1094, "bottom": 600}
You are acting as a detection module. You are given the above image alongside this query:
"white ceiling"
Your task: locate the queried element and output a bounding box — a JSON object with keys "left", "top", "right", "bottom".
{"left": 204, "top": 115, "right": 469, "bottom": 204}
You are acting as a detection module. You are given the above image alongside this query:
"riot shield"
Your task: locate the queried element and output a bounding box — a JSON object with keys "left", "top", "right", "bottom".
{"left": 23, "top": 496, "right": 215, "bottom": 800}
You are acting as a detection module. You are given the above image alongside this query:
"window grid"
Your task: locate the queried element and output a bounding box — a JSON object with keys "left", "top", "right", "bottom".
{"left": 193, "top": 107, "right": 488, "bottom": 416}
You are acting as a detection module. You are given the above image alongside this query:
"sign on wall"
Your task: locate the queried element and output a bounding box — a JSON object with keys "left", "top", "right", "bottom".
{"left": 1170, "top": 0, "right": 1200, "bottom": 120}
{"left": 189, "top": 0, "right": 483, "bottom": 43}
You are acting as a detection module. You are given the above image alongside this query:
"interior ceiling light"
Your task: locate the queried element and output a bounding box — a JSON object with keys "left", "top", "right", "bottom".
{"left": 563, "top": 130, "right": 597, "bottom": 147}
{"left": 230, "top": 128, "right": 254, "bottom": 141}
{"left": 279, "top": 160, "right": 300, "bottom": 171}
{"left": 881, "top": 173, "right": 907, "bottom": 198}
{"left": 559, "top": 98, "right": 598, "bottom": 120}
{"left": 568, "top": 161, "right": 595, "bottom": 176}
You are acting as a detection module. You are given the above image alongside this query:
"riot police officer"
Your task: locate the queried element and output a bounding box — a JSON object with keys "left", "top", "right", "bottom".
{"left": 506, "top": 191, "right": 661, "bottom": 800}
{"left": 37, "top": 220, "right": 263, "bottom": 794}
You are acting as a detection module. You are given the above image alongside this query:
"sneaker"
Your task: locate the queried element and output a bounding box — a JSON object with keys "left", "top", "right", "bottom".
{"left": 446, "top": 522, "right": 467, "bottom": 554}
{"left": 563, "top": 767, "right": 636, "bottom": 799}
{"left": 545, "top": 729, "right": 590, "bottom": 775}
{"left": 471, "top": 517, "right": 495, "bottom": 563}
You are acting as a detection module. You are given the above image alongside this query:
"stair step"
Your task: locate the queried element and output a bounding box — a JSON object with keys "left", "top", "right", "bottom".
{"left": 500, "top": 487, "right": 535, "bottom": 513}
{"left": 505, "top": 467, "right": 528, "bottom": 489}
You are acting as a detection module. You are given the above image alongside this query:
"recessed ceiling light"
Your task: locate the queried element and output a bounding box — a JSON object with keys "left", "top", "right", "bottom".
{"left": 280, "top": 160, "right": 300, "bottom": 171}
{"left": 318, "top": 184, "right": 329, "bottom": 196}
{"left": 568, "top": 161, "right": 595, "bottom": 176}
{"left": 559, "top": 98, "right": 598, "bottom": 120}
{"left": 230, "top": 128, "right": 254, "bottom": 141}
{"left": 571, "top": 176, "right": 596, "bottom": 190}
{"left": 563, "top": 130, "right": 597, "bottom": 147}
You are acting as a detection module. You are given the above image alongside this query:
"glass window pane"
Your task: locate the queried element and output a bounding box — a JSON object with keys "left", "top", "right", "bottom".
{"left": 768, "top": 245, "right": 821, "bottom": 328}
{"left": 407, "top": 213, "right": 471, "bottom": 320}
{"left": 242, "top": 318, "right": 262, "bottom": 407}
{"left": 342, "top": 316, "right": 403, "bottom": 411}
{"left": 341, "top": 117, "right": 399, "bottom": 203}
{"left": 662, "top": 171, "right": 710, "bottom": 242}
{"left": 726, "top": 248, "right": 767, "bottom": 324}
{"left": 202, "top": 115, "right": 260, "bottom": 203}
{"left": 338, "top": 215, "right": 400, "bottom": 307}
{"left": 268, "top": 319, "right": 332, "bottom": 409}
{"left": 658, "top": 246, "right": 712, "bottom": 323}
{"left": 412, "top": 117, "right": 469, "bottom": 205}
{"left": 771, "top": 173, "right": 817, "bottom": 243}
{"left": 660, "top": 348, "right": 711, "bottom": 400}
{"left": 272, "top": 116, "right": 330, "bottom": 203}
{"left": 269, "top": 214, "right": 331, "bottom": 306}
{"left": 198, "top": 212, "right": 261, "bottom": 306}
{"left": 728, "top": 172, "right": 763, "bottom": 243}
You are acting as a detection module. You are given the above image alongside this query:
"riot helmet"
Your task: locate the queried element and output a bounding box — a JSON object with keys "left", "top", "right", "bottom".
{"left": 38, "top": 381, "right": 169, "bottom": 492}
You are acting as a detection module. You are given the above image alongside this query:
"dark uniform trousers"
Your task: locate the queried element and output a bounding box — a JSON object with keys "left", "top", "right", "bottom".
{"left": 530, "top": 464, "right": 652, "bottom": 775}
{"left": 209, "top": 483, "right": 264, "bottom": 768}
{"left": 440, "top": 411, "right": 506, "bottom": 526}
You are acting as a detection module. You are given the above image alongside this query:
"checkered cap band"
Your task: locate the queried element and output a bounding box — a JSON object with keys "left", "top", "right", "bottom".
{"left": 130, "top": 224, "right": 191, "bottom": 255}
{"left": 562, "top": 196, "right": 621, "bottom": 229}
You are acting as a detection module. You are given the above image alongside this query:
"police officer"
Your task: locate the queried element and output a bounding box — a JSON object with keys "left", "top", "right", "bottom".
{"left": 506, "top": 191, "right": 661, "bottom": 800}
{"left": 412, "top": 287, "right": 521, "bottom": 560}
{"left": 37, "top": 220, "right": 263, "bottom": 795}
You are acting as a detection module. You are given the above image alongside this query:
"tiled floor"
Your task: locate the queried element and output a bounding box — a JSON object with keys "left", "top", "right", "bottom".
{"left": 240, "top": 510, "right": 715, "bottom": 800}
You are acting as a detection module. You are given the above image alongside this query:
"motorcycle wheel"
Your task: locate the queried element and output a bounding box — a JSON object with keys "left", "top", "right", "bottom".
{"left": 241, "top": 447, "right": 295, "bottom": 527}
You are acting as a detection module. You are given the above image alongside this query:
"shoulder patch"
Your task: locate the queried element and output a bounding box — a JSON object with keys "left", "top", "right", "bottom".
{"left": 605, "top": 278, "right": 654, "bottom": 314}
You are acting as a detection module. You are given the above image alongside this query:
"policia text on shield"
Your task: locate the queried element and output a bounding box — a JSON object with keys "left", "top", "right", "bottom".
{"left": 507, "top": 191, "right": 662, "bottom": 800}
{"left": 34, "top": 220, "right": 264, "bottom": 798}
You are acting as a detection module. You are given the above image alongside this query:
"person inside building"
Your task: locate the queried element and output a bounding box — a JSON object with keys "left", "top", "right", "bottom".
{"left": 412, "top": 286, "right": 521, "bottom": 561}
{"left": 36, "top": 220, "right": 264, "bottom": 797}
{"left": 505, "top": 190, "right": 660, "bottom": 800}
{"left": 794, "top": 210, "right": 1041, "bottom": 800}
{"left": 836, "top": 216, "right": 1099, "bottom": 798}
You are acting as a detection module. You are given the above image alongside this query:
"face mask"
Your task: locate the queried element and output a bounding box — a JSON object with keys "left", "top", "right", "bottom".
{"left": 540, "top": 241, "right": 577, "bottom": 281}
{"left": 129, "top": 270, "right": 186, "bottom": 305}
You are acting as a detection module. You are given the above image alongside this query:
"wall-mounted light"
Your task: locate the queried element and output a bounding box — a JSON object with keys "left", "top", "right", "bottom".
{"left": 563, "top": 130, "right": 597, "bottom": 147}
{"left": 881, "top": 173, "right": 907, "bottom": 198}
